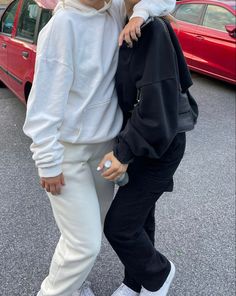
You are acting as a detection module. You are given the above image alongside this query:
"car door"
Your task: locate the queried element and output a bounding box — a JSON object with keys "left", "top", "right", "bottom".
{"left": 172, "top": 3, "right": 206, "bottom": 66}
{"left": 6, "top": 0, "right": 39, "bottom": 101}
{"left": 192, "top": 4, "right": 236, "bottom": 83}
{"left": 0, "top": 0, "right": 20, "bottom": 86}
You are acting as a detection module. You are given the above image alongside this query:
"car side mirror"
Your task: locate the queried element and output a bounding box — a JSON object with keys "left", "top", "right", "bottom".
{"left": 225, "top": 24, "right": 236, "bottom": 38}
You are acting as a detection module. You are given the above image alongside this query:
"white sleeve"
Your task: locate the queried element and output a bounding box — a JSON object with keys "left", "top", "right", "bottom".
{"left": 131, "top": 0, "right": 176, "bottom": 21}
{"left": 23, "top": 14, "right": 74, "bottom": 177}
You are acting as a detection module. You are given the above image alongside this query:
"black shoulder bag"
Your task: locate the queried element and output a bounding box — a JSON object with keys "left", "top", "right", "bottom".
{"left": 158, "top": 17, "right": 199, "bottom": 133}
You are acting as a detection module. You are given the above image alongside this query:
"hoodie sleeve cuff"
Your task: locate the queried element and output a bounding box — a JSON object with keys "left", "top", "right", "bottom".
{"left": 130, "top": 9, "right": 149, "bottom": 21}
{"left": 113, "top": 137, "right": 134, "bottom": 164}
{"left": 38, "top": 164, "right": 62, "bottom": 178}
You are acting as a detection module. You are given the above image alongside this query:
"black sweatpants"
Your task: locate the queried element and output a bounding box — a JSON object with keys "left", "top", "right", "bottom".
{"left": 123, "top": 205, "right": 156, "bottom": 292}
{"left": 104, "top": 133, "right": 186, "bottom": 292}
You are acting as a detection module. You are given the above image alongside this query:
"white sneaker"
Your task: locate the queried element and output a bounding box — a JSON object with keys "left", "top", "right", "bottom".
{"left": 140, "top": 261, "right": 175, "bottom": 296}
{"left": 73, "top": 281, "right": 96, "bottom": 296}
{"left": 111, "top": 283, "right": 139, "bottom": 296}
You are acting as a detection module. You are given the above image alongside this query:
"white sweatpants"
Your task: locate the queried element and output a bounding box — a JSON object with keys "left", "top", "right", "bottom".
{"left": 37, "top": 140, "right": 115, "bottom": 296}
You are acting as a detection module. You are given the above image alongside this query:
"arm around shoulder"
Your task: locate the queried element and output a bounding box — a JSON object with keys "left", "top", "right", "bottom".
{"left": 131, "top": 0, "right": 176, "bottom": 20}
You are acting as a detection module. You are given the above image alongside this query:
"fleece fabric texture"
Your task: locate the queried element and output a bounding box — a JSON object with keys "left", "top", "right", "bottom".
{"left": 23, "top": 0, "right": 176, "bottom": 177}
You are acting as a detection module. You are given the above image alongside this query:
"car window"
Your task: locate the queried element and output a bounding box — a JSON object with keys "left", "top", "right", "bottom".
{"left": 38, "top": 9, "right": 52, "bottom": 34}
{"left": 175, "top": 4, "right": 205, "bottom": 25}
{"left": 16, "top": 0, "right": 40, "bottom": 41}
{"left": 0, "top": 7, "right": 6, "bottom": 18}
{"left": 0, "top": 0, "right": 19, "bottom": 35}
{"left": 203, "top": 5, "right": 235, "bottom": 32}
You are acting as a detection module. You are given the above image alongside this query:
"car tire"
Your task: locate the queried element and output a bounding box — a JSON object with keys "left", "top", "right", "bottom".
{"left": 0, "top": 81, "right": 6, "bottom": 88}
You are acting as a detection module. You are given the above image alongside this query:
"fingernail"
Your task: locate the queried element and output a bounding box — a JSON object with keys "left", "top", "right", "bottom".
{"left": 97, "top": 167, "right": 101, "bottom": 171}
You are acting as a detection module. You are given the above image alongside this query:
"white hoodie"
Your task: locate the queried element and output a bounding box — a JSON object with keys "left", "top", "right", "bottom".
{"left": 23, "top": 0, "right": 176, "bottom": 177}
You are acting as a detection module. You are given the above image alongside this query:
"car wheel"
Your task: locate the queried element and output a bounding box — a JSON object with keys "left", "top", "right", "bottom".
{"left": 24, "top": 82, "right": 32, "bottom": 103}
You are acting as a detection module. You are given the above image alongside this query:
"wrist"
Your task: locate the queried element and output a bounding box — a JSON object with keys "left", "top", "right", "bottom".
{"left": 130, "top": 9, "right": 149, "bottom": 22}
{"left": 38, "top": 164, "right": 62, "bottom": 178}
{"left": 113, "top": 138, "right": 134, "bottom": 165}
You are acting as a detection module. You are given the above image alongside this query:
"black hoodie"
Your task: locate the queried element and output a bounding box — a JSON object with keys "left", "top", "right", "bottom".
{"left": 114, "top": 17, "right": 197, "bottom": 164}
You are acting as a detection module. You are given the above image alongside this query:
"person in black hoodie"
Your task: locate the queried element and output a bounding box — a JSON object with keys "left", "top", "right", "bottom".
{"left": 98, "top": 1, "right": 198, "bottom": 295}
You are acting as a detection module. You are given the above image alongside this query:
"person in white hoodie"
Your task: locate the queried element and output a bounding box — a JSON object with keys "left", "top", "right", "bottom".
{"left": 23, "top": 1, "right": 176, "bottom": 296}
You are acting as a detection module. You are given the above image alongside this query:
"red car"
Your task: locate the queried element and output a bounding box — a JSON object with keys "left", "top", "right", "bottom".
{"left": 0, "top": 0, "right": 57, "bottom": 104}
{"left": 172, "top": 0, "right": 236, "bottom": 84}
{"left": 1, "top": 0, "right": 235, "bottom": 104}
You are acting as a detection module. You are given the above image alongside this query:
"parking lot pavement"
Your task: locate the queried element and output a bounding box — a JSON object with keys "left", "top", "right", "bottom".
{"left": 0, "top": 73, "right": 235, "bottom": 296}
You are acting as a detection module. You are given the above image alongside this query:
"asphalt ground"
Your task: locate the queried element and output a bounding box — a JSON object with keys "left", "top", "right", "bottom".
{"left": 0, "top": 73, "right": 235, "bottom": 296}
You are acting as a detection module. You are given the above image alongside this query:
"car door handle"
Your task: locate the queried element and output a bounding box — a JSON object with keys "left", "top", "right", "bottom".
{"left": 196, "top": 35, "right": 204, "bottom": 40}
{"left": 22, "top": 51, "right": 29, "bottom": 59}
{"left": 1, "top": 43, "right": 7, "bottom": 48}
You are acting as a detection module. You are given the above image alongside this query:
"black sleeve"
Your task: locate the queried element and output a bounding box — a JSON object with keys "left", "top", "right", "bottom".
{"left": 114, "top": 20, "right": 180, "bottom": 164}
{"left": 114, "top": 79, "right": 179, "bottom": 163}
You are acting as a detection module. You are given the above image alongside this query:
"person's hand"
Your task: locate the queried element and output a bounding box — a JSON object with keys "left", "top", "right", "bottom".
{"left": 97, "top": 152, "right": 128, "bottom": 181}
{"left": 40, "top": 173, "right": 65, "bottom": 196}
{"left": 118, "top": 17, "right": 144, "bottom": 47}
